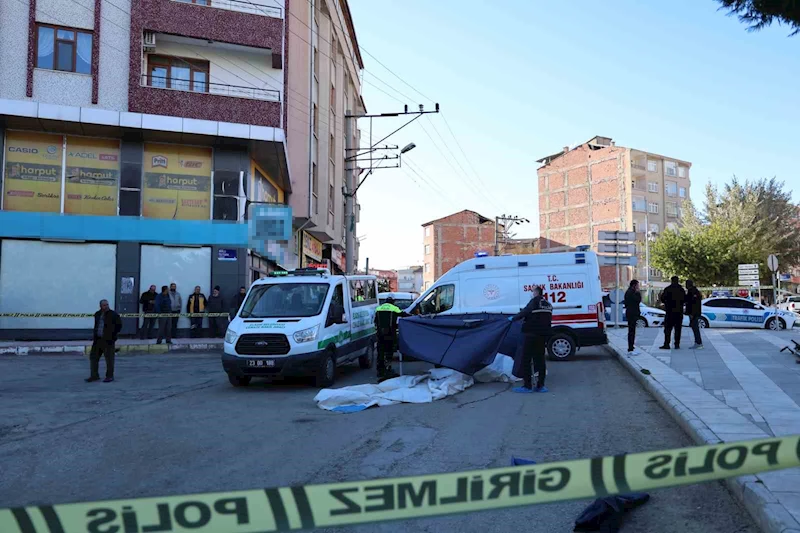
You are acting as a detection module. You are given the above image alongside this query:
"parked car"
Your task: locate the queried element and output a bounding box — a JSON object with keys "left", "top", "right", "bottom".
{"left": 602, "top": 293, "right": 666, "bottom": 328}
{"left": 681, "top": 296, "right": 796, "bottom": 330}
{"left": 778, "top": 296, "right": 800, "bottom": 315}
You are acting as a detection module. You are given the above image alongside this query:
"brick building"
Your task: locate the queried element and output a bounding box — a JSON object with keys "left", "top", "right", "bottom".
{"left": 371, "top": 269, "right": 398, "bottom": 292}
{"left": 537, "top": 136, "right": 691, "bottom": 288}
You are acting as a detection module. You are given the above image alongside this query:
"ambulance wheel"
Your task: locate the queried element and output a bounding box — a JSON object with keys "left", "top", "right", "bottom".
{"left": 547, "top": 333, "right": 576, "bottom": 361}
{"left": 316, "top": 351, "right": 336, "bottom": 388}
{"left": 767, "top": 317, "right": 786, "bottom": 331}
{"left": 228, "top": 374, "right": 251, "bottom": 387}
{"left": 359, "top": 341, "right": 374, "bottom": 369}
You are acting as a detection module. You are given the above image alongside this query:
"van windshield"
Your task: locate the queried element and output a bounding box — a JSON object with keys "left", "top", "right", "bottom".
{"left": 240, "top": 283, "right": 330, "bottom": 318}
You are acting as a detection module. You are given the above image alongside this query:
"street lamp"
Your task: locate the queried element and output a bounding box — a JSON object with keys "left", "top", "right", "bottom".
{"left": 401, "top": 143, "right": 416, "bottom": 154}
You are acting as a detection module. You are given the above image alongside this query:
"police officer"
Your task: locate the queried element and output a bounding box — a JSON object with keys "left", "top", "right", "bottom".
{"left": 510, "top": 285, "right": 553, "bottom": 393}
{"left": 374, "top": 297, "right": 408, "bottom": 382}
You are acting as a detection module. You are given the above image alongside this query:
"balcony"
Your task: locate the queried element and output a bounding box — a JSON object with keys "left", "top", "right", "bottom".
{"left": 142, "top": 74, "right": 280, "bottom": 102}
{"left": 170, "top": 0, "right": 283, "bottom": 18}
{"left": 632, "top": 159, "right": 647, "bottom": 176}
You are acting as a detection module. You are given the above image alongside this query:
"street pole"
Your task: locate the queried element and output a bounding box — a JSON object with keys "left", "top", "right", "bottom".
{"left": 644, "top": 211, "right": 650, "bottom": 304}
{"left": 365, "top": 257, "right": 369, "bottom": 276}
{"left": 615, "top": 232, "right": 620, "bottom": 327}
{"left": 494, "top": 215, "right": 501, "bottom": 256}
{"left": 344, "top": 109, "right": 355, "bottom": 275}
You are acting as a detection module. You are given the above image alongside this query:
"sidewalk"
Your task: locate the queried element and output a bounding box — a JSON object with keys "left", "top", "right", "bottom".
{"left": 607, "top": 326, "right": 800, "bottom": 533}
{"left": 0, "top": 337, "right": 223, "bottom": 356}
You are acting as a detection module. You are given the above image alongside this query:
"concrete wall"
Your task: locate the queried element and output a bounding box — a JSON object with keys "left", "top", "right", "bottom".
{"left": 98, "top": 0, "right": 131, "bottom": 111}
{"left": 0, "top": 0, "right": 30, "bottom": 100}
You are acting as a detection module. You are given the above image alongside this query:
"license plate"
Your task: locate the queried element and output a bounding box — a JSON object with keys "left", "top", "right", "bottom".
{"left": 247, "top": 359, "right": 275, "bottom": 367}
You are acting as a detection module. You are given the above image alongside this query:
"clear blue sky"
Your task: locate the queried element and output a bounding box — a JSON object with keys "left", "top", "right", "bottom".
{"left": 349, "top": 0, "right": 800, "bottom": 270}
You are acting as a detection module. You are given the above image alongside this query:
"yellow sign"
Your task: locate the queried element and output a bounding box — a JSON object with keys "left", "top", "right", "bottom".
{"left": 303, "top": 231, "right": 323, "bottom": 262}
{"left": 65, "top": 136, "right": 119, "bottom": 216}
{"left": 142, "top": 143, "right": 212, "bottom": 220}
{"left": 2, "top": 130, "right": 62, "bottom": 212}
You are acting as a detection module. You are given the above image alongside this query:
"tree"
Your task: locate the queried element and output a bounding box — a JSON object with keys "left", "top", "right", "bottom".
{"left": 650, "top": 177, "right": 799, "bottom": 286}
{"left": 378, "top": 279, "right": 391, "bottom": 293}
{"left": 716, "top": 1, "right": 800, "bottom": 36}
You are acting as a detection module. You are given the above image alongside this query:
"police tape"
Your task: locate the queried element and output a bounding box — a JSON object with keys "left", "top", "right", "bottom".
{"left": 1, "top": 435, "right": 798, "bottom": 533}
{"left": 0, "top": 313, "right": 231, "bottom": 318}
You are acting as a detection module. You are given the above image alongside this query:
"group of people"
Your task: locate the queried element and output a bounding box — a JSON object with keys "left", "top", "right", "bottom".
{"left": 138, "top": 284, "right": 248, "bottom": 343}
{"left": 624, "top": 275, "right": 704, "bottom": 354}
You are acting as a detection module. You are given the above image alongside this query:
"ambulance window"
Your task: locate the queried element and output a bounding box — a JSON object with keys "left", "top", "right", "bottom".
{"left": 331, "top": 284, "right": 344, "bottom": 307}
{"left": 350, "top": 279, "right": 377, "bottom": 307}
{"left": 420, "top": 284, "right": 455, "bottom": 314}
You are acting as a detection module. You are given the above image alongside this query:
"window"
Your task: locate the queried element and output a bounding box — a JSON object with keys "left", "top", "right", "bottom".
{"left": 666, "top": 222, "right": 678, "bottom": 231}
{"left": 425, "top": 226, "right": 431, "bottom": 237}
{"left": 664, "top": 161, "right": 677, "bottom": 177}
{"left": 312, "top": 104, "right": 318, "bottom": 136}
{"left": 350, "top": 279, "right": 376, "bottom": 306}
{"left": 313, "top": 47, "right": 319, "bottom": 81}
{"left": 311, "top": 162, "right": 319, "bottom": 214}
{"left": 705, "top": 299, "right": 732, "bottom": 308}
{"left": 649, "top": 223, "right": 660, "bottom": 234}
{"left": 739, "top": 299, "right": 759, "bottom": 310}
{"left": 632, "top": 179, "right": 645, "bottom": 191}
{"left": 647, "top": 182, "right": 658, "bottom": 193}
{"left": 147, "top": 55, "right": 208, "bottom": 93}
{"left": 678, "top": 166, "right": 687, "bottom": 178}
{"left": 328, "top": 134, "right": 335, "bottom": 226}
{"left": 242, "top": 283, "right": 330, "bottom": 318}
{"left": 120, "top": 148, "right": 142, "bottom": 216}
{"left": 679, "top": 187, "right": 686, "bottom": 198}
{"left": 647, "top": 202, "right": 659, "bottom": 214}
{"left": 666, "top": 201, "right": 678, "bottom": 217}
{"left": 213, "top": 170, "right": 241, "bottom": 221}
{"left": 36, "top": 24, "right": 92, "bottom": 74}
{"left": 424, "top": 263, "right": 430, "bottom": 273}
{"left": 425, "top": 244, "right": 431, "bottom": 255}
{"left": 418, "top": 284, "right": 455, "bottom": 315}
{"left": 632, "top": 196, "right": 646, "bottom": 212}
{"left": 328, "top": 182, "right": 334, "bottom": 227}
{"left": 326, "top": 283, "right": 345, "bottom": 326}
{"left": 647, "top": 160, "right": 657, "bottom": 172}
{"left": 330, "top": 84, "right": 336, "bottom": 117}
{"left": 665, "top": 181, "right": 678, "bottom": 197}
{"left": 632, "top": 221, "right": 640, "bottom": 233}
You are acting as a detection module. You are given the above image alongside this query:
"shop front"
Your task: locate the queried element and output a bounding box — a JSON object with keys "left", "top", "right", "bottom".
{"left": 302, "top": 231, "right": 323, "bottom": 268}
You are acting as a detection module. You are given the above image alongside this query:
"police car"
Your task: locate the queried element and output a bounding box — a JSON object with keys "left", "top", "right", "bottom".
{"left": 684, "top": 297, "right": 797, "bottom": 330}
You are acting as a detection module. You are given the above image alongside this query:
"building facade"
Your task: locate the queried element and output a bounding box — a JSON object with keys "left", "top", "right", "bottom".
{"left": 397, "top": 266, "right": 422, "bottom": 295}
{"left": 0, "top": 0, "right": 364, "bottom": 339}
{"left": 537, "top": 136, "right": 691, "bottom": 288}
{"left": 371, "top": 269, "right": 398, "bottom": 293}
{"left": 287, "top": 0, "right": 364, "bottom": 275}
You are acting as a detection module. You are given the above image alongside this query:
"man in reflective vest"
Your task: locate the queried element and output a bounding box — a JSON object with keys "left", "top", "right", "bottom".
{"left": 374, "top": 297, "right": 408, "bottom": 382}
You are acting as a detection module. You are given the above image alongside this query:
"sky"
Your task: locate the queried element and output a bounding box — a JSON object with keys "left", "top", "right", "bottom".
{"left": 348, "top": 0, "right": 800, "bottom": 271}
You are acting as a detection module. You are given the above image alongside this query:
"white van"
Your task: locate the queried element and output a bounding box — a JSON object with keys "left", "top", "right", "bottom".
{"left": 407, "top": 252, "right": 607, "bottom": 360}
{"left": 222, "top": 268, "right": 378, "bottom": 387}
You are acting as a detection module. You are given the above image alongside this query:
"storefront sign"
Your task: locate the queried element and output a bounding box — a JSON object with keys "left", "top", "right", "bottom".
{"left": 302, "top": 232, "right": 323, "bottom": 261}
{"left": 65, "top": 136, "right": 119, "bottom": 216}
{"left": 3, "top": 131, "right": 62, "bottom": 212}
{"left": 254, "top": 167, "right": 280, "bottom": 204}
{"left": 331, "top": 247, "right": 345, "bottom": 271}
{"left": 218, "top": 248, "right": 238, "bottom": 262}
{"left": 142, "top": 143, "right": 212, "bottom": 220}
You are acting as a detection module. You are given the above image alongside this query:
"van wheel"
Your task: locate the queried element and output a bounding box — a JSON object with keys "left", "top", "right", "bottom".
{"left": 316, "top": 351, "right": 336, "bottom": 388}
{"left": 359, "top": 341, "right": 374, "bottom": 369}
{"left": 228, "top": 374, "right": 251, "bottom": 387}
{"left": 548, "top": 333, "right": 576, "bottom": 361}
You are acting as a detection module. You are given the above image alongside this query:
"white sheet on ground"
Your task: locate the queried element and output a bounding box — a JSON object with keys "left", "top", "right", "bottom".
{"left": 314, "top": 354, "right": 521, "bottom": 413}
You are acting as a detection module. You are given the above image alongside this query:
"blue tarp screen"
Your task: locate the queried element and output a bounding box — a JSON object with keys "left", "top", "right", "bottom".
{"left": 398, "top": 314, "right": 516, "bottom": 375}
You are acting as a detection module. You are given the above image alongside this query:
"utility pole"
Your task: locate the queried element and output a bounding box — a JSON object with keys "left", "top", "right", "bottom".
{"left": 344, "top": 104, "right": 440, "bottom": 274}
{"left": 494, "top": 214, "right": 530, "bottom": 256}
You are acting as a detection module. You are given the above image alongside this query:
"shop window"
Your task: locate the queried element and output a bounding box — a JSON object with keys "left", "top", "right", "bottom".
{"left": 213, "top": 170, "right": 241, "bottom": 221}
{"left": 36, "top": 24, "right": 92, "bottom": 74}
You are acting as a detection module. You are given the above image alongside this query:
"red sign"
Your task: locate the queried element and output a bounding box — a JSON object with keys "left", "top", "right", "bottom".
{"left": 737, "top": 289, "right": 750, "bottom": 298}
{"left": 308, "top": 262, "right": 328, "bottom": 269}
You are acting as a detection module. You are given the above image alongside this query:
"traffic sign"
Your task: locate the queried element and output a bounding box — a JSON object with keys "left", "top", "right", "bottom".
{"left": 768, "top": 254, "right": 779, "bottom": 272}
{"left": 608, "top": 288, "right": 625, "bottom": 304}
{"left": 598, "top": 230, "right": 636, "bottom": 242}
{"left": 738, "top": 268, "right": 759, "bottom": 276}
{"left": 599, "top": 255, "right": 639, "bottom": 267}
{"left": 598, "top": 243, "right": 636, "bottom": 254}
{"left": 738, "top": 275, "right": 759, "bottom": 282}
{"left": 739, "top": 280, "right": 759, "bottom": 287}
{"left": 738, "top": 264, "right": 758, "bottom": 271}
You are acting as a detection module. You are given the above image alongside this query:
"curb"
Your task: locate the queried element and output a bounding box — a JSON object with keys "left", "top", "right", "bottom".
{"left": 0, "top": 343, "right": 224, "bottom": 356}
{"left": 606, "top": 341, "right": 800, "bottom": 533}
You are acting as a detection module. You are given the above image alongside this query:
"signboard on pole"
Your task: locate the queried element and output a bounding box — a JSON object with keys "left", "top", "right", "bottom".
{"left": 768, "top": 254, "right": 779, "bottom": 272}
{"left": 598, "top": 230, "right": 636, "bottom": 242}
{"left": 599, "top": 255, "right": 639, "bottom": 267}
{"left": 738, "top": 264, "right": 758, "bottom": 270}
{"left": 599, "top": 243, "right": 636, "bottom": 254}
{"left": 738, "top": 274, "right": 759, "bottom": 281}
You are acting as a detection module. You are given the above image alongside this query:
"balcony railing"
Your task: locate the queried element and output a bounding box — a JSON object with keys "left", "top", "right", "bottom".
{"left": 142, "top": 74, "right": 281, "bottom": 102}
{"left": 171, "top": 0, "right": 283, "bottom": 18}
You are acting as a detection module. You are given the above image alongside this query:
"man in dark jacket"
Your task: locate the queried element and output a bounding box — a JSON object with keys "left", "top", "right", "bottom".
{"left": 207, "top": 285, "right": 226, "bottom": 338}
{"left": 624, "top": 279, "right": 642, "bottom": 354}
{"left": 187, "top": 286, "right": 207, "bottom": 338}
{"left": 660, "top": 276, "right": 686, "bottom": 349}
{"left": 230, "top": 286, "right": 247, "bottom": 320}
{"left": 139, "top": 284, "right": 157, "bottom": 340}
{"left": 374, "top": 297, "right": 409, "bottom": 381}
{"left": 685, "top": 279, "right": 704, "bottom": 350}
{"left": 510, "top": 285, "right": 553, "bottom": 393}
{"left": 155, "top": 285, "right": 173, "bottom": 345}
{"left": 86, "top": 299, "right": 122, "bottom": 383}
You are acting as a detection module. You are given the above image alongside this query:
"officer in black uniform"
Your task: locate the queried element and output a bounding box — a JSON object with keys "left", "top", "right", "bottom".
{"left": 510, "top": 285, "right": 553, "bottom": 393}
{"left": 374, "top": 297, "right": 408, "bottom": 382}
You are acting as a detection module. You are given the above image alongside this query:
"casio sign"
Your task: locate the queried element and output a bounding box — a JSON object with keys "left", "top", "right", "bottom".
{"left": 9, "top": 147, "right": 38, "bottom": 153}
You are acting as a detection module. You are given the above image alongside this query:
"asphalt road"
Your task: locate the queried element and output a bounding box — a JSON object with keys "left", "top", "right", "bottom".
{"left": 0, "top": 348, "right": 757, "bottom": 533}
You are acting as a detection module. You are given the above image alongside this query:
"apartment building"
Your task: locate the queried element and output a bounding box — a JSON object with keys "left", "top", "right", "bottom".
{"left": 537, "top": 136, "right": 691, "bottom": 287}
{"left": 397, "top": 266, "right": 423, "bottom": 295}
{"left": 0, "top": 0, "right": 365, "bottom": 339}
{"left": 287, "top": 0, "right": 365, "bottom": 274}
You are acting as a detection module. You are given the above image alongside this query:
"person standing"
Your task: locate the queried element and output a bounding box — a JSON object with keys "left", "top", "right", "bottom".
{"left": 660, "top": 276, "right": 686, "bottom": 350}
{"left": 624, "top": 279, "right": 642, "bottom": 354}
{"left": 230, "top": 286, "right": 247, "bottom": 320}
{"left": 187, "top": 286, "right": 207, "bottom": 338}
{"left": 86, "top": 300, "right": 122, "bottom": 383}
{"left": 138, "top": 284, "right": 157, "bottom": 340}
{"left": 207, "top": 285, "right": 226, "bottom": 338}
{"left": 168, "top": 283, "right": 182, "bottom": 337}
{"left": 510, "top": 285, "right": 553, "bottom": 393}
{"left": 685, "top": 279, "right": 704, "bottom": 350}
{"left": 155, "top": 285, "right": 173, "bottom": 345}
{"left": 374, "top": 296, "right": 407, "bottom": 381}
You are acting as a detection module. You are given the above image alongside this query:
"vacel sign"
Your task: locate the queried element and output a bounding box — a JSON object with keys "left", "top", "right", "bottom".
{"left": 3, "top": 131, "right": 63, "bottom": 213}
{"left": 142, "top": 143, "right": 212, "bottom": 220}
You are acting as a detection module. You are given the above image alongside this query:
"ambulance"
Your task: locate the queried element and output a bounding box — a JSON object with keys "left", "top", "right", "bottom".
{"left": 222, "top": 268, "right": 378, "bottom": 387}
{"left": 407, "top": 252, "right": 607, "bottom": 360}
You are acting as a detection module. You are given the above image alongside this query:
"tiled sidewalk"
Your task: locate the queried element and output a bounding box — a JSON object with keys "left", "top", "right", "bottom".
{"left": 0, "top": 337, "right": 224, "bottom": 355}
{"left": 607, "top": 326, "right": 800, "bottom": 533}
